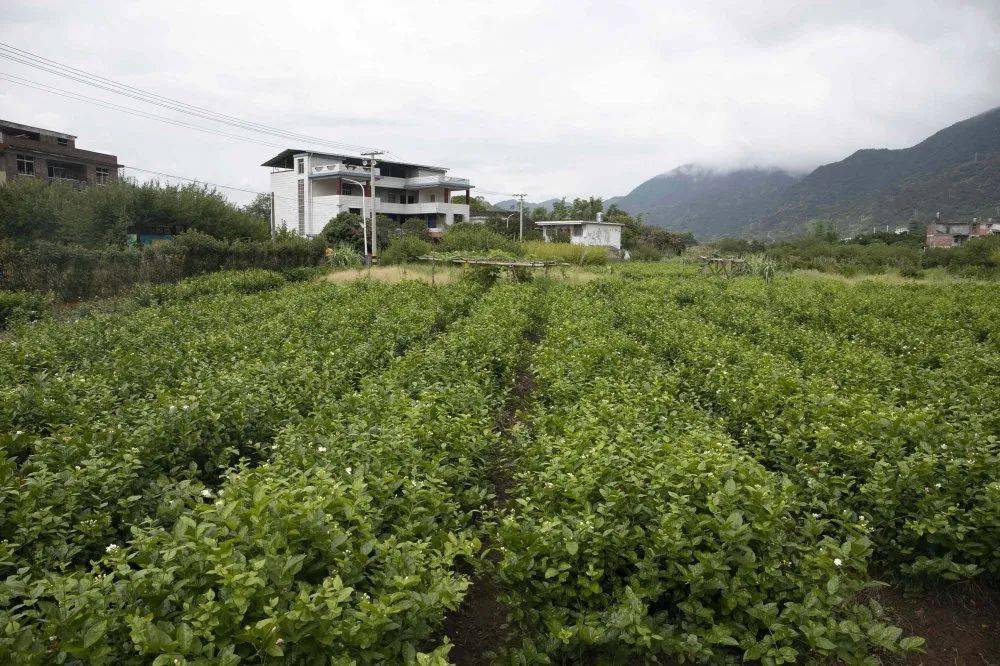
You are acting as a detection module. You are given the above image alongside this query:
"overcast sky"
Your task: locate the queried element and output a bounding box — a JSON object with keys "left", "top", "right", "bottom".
{"left": 2, "top": 0, "right": 999, "bottom": 204}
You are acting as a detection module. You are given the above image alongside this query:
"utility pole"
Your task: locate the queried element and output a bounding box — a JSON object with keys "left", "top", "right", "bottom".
{"left": 361, "top": 151, "right": 385, "bottom": 258}
{"left": 269, "top": 191, "right": 276, "bottom": 240}
{"left": 513, "top": 193, "right": 527, "bottom": 241}
{"left": 343, "top": 178, "right": 369, "bottom": 260}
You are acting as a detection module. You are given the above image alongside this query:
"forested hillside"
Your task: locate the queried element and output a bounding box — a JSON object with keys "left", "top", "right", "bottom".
{"left": 606, "top": 165, "right": 796, "bottom": 237}
{"left": 606, "top": 106, "right": 1000, "bottom": 239}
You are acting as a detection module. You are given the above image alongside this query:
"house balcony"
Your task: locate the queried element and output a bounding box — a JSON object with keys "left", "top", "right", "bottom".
{"left": 310, "top": 163, "right": 379, "bottom": 179}
{"left": 311, "top": 194, "right": 469, "bottom": 218}
{"left": 46, "top": 176, "right": 88, "bottom": 189}
{"left": 404, "top": 174, "right": 470, "bottom": 189}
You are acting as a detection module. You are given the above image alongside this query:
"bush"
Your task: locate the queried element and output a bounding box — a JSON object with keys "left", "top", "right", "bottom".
{"left": 523, "top": 241, "right": 607, "bottom": 266}
{"left": 439, "top": 224, "right": 523, "bottom": 256}
{"left": 0, "top": 234, "right": 323, "bottom": 301}
{"left": 744, "top": 252, "right": 778, "bottom": 281}
{"left": 628, "top": 241, "right": 663, "bottom": 261}
{"left": 281, "top": 266, "right": 327, "bottom": 282}
{"left": 132, "top": 269, "right": 286, "bottom": 306}
{"left": 325, "top": 244, "right": 363, "bottom": 269}
{"left": 0, "top": 290, "right": 52, "bottom": 330}
{"left": 765, "top": 238, "right": 923, "bottom": 276}
{"left": 400, "top": 218, "right": 430, "bottom": 239}
{"left": 380, "top": 235, "right": 433, "bottom": 265}
{"left": 0, "top": 177, "right": 269, "bottom": 245}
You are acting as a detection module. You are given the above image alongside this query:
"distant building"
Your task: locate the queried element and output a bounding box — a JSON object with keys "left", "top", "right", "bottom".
{"left": 0, "top": 119, "right": 119, "bottom": 187}
{"left": 926, "top": 218, "right": 1000, "bottom": 248}
{"left": 262, "top": 149, "right": 472, "bottom": 237}
{"left": 535, "top": 213, "right": 624, "bottom": 250}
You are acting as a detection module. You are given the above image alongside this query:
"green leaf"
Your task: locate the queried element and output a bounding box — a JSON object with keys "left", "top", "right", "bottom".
{"left": 176, "top": 623, "right": 193, "bottom": 651}
{"left": 899, "top": 636, "right": 926, "bottom": 652}
{"left": 827, "top": 575, "right": 840, "bottom": 595}
{"left": 83, "top": 620, "right": 107, "bottom": 648}
{"left": 566, "top": 541, "right": 578, "bottom": 555}
{"left": 814, "top": 637, "right": 837, "bottom": 651}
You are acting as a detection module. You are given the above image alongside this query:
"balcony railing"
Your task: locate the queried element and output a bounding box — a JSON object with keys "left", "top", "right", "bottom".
{"left": 311, "top": 164, "right": 379, "bottom": 178}
{"left": 406, "top": 174, "right": 470, "bottom": 188}
{"left": 46, "top": 176, "right": 88, "bottom": 189}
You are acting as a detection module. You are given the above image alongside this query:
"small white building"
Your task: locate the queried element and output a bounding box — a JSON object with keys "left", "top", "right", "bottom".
{"left": 262, "top": 149, "right": 473, "bottom": 237}
{"left": 535, "top": 214, "right": 624, "bottom": 250}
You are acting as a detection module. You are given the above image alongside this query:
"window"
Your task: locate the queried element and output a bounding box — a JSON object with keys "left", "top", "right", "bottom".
{"left": 407, "top": 194, "right": 417, "bottom": 204}
{"left": 48, "top": 164, "right": 66, "bottom": 179}
{"left": 297, "top": 180, "right": 306, "bottom": 235}
{"left": 430, "top": 194, "right": 436, "bottom": 202}
{"left": 16, "top": 154, "right": 34, "bottom": 175}
{"left": 96, "top": 166, "right": 110, "bottom": 185}
{"left": 57, "top": 137, "right": 68, "bottom": 146}
{"left": 297, "top": 158, "right": 304, "bottom": 174}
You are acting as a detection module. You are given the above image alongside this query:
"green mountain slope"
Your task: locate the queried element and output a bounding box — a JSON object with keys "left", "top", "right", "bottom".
{"left": 611, "top": 106, "right": 1000, "bottom": 239}
{"left": 607, "top": 165, "right": 796, "bottom": 238}
{"left": 754, "top": 106, "right": 1000, "bottom": 235}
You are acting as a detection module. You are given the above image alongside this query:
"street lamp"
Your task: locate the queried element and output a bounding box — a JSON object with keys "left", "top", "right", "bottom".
{"left": 343, "top": 177, "right": 369, "bottom": 261}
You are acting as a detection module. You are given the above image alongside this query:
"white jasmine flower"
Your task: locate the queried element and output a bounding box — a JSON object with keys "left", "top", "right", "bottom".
{"left": 833, "top": 558, "right": 843, "bottom": 567}
{"left": 345, "top": 467, "right": 352, "bottom": 474}
{"left": 106, "top": 543, "right": 120, "bottom": 553}
{"left": 201, "top": 488, "right": 214, "bottom": 498}
{"left": 317, "top": 446, "right": 327, "bottom": 453}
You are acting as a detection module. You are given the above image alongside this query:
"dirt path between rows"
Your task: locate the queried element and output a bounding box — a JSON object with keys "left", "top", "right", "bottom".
{"left": 443, "top": 358, "right": 536, "bottom": 664}
{"left": 874, "top": 579, "right": 1000, "bottom": 665}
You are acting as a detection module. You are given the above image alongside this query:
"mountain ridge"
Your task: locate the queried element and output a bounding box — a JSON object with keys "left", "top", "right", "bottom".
{"left": 608, "top": 105, "right": 1000, "bottom": 238}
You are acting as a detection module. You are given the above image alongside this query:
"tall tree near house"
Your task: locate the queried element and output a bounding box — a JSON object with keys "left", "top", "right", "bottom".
{"left": 450, "top": 195, "right": 492, "bottom": 214}
{"left": 570, "top": 196, "right": 604, "bottom": 220}
{"left": 242, "top": 192, "right": 273, "bottom": 222}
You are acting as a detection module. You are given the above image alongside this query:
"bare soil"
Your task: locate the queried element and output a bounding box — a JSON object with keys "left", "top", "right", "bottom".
{"left": 442, "top": 363, "right": 536, "bottom": 665}
{"left": 873, "top": 579, "right": 1000, "bottom": 665}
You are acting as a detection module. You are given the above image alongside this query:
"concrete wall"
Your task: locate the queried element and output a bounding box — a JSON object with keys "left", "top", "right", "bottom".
{"left": 270, "top": 169, "right": 298, "bottom": 233}
{"left": 576, "top": 224, "right": 621, "bottom": 249}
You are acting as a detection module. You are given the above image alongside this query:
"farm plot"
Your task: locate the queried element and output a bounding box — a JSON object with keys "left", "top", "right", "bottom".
{"left": 0, "top": 267, "right": 996, "bottom": 664}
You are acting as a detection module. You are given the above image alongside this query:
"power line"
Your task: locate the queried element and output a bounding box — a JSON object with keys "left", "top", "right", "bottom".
{"left": 476, "top": 189, "right": 521, "bottom": 197}
{"left": 120, "top": 165, "right": 267, "bottom": 196}
{"left": 0, "top": 41, "right": 380, "bottom": 154}
{"left": 0, "top": 72, "right": 288, "bottom": 149}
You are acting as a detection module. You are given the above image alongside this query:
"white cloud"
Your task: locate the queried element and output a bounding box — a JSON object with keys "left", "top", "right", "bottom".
{"left": 1, "top": 0, "right": 998, "bottom": 203}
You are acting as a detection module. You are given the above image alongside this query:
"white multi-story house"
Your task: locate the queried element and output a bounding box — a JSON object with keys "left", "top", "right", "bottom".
{"left": 262, "top": 149, "right": 473, "bottom": 237}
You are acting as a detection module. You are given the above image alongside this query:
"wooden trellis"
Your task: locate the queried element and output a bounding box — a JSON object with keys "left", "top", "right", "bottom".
{"left": 699, "top": 256, "right": 749, "bottom": 278}
{"left": 418, "top": 256, "right": 569, "bottom": 283}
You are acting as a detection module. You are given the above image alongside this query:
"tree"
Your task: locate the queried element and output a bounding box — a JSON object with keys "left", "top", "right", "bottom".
{"left": 319, "top": 212, "right": 366, "bottom": 252}
{"left": 450, "top": 195, "right": 491, "bottom": 214}
{"left": 319, "top": 212, "right": 392, "bottom": 253}
{"left": 243, "top": 192, "right": 272, "bottom": 222}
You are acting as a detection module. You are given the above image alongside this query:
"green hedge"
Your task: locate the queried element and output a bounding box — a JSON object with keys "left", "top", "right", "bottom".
{"left": 0, "top": 290, "right": 52, "bottom": 330}
{"left": 0, "top": 233, "right": 325, "bottom": 301}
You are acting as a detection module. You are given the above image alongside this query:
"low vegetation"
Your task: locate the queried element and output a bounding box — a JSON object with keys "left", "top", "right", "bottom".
{"left": 711, "top": 222, "right": 1000, "bottom": 279}
{"left": 0, "top": 263, "right": 995, "bottom": 663}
